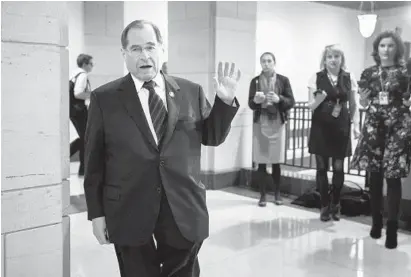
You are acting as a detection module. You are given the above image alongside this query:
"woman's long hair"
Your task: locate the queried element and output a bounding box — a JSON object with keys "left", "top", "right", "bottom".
{"left": 319, "top": 44, "right": 346, "bottom": 70}
{"left": 371, "top": 31, "right": 405, "bottom": 66}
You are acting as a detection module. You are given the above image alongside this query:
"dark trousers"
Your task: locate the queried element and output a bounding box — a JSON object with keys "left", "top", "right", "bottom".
{"left": 369, "top": 171, "right": 402, "bottom": 221}
{"left": 70, "top": 108, "right": 88, "bottom": 173}
{"left": 315, "top": 155, "right": 344, "bottom": 207}
{"left": 257, "top": 163, "right": 281, "bottom": 196}
{"left": 114, "top": 191, "right": 202, "bottom": 277}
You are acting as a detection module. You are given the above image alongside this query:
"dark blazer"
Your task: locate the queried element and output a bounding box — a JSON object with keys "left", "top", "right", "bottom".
{"left": 84, "top": 73, "right": 239, "bottom": 246}
{"left": 248, "top": 74, "right": 295, "bottom": 123}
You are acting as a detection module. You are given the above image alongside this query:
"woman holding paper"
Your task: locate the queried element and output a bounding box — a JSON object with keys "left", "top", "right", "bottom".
{"left": 248, "top": 52, "right": 295, "bottom": 207}
{"left": 307, "top": 44, "right": 360, "bottom": 222}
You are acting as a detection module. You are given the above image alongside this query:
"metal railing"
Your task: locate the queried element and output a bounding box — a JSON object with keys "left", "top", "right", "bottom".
{"left": 283, "top": 101, "right": 367, "bottom": 177}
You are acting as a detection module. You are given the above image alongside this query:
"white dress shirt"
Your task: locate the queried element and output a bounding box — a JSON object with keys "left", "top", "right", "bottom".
{"left": 70, "top": 68, "right": 91, "bottom": 106}
{"left": 130, "top": 73, "right": 168, "bottom": 145}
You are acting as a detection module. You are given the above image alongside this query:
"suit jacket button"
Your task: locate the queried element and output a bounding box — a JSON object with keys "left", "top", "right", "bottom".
{"left": 157, "top": 187, "right": 161, "bottom": 193}
{"left": 160, "top": 160, "right": 165, "bottom": 166}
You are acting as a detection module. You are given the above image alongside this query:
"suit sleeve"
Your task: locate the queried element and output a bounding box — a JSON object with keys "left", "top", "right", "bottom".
{"left": 84, "top": 91, "right": 105, "bottom": 221}
{"left": 248, "top": 78, "right": 260, "bottom": 110}
{"left": 199, "top": 85, "right": 239, "bottom": 146}
{"left": 278, "top": 77, "right": 295, "bottom": 111}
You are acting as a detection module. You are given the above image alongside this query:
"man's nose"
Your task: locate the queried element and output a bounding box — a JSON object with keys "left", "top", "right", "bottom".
{"left": 140, "top": 49, "right": 150, "bottom": 59}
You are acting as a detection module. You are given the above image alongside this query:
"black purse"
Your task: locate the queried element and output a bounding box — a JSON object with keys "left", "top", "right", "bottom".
{"left": 338, "top": 181, "right": 371, "bottom": 216}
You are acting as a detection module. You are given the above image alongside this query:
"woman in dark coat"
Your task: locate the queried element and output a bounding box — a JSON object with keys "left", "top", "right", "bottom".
{"left": 248, "top": 52, "right": 295, "bottom": 207}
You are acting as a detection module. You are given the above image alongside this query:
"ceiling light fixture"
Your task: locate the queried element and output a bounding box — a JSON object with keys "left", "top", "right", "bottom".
{"left": 357, "top": 1, "right": 378, "bottom": 38}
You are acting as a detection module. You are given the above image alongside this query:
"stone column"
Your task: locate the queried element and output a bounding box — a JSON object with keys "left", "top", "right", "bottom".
{"left": 1, "top": 1, "right": 70, "bottom": 277}
{"left": 168, "top": 1, "right": 257, "bottom": 189}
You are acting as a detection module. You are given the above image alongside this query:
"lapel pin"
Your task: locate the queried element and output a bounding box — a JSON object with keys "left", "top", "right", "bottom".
{"left": 169, "top": 91, "right": 175, "bottom": 98}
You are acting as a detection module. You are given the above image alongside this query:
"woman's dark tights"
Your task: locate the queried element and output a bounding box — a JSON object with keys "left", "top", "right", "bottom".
{"left": 315, "top": 155, "right": 344, "bottom": 207}
{"left": 369, "top": 171, "right": 402, "bottom": 221}
{"left": 258, "top": 163, "right": 281, "bottom": 196}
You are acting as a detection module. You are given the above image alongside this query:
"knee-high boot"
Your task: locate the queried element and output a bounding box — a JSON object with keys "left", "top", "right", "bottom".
{"left": 257, "top": 164, "right": 267, "bottom": 207}
{"left": 369, "top": 172, "right": 384, "bottom": 239}
{"left": 258, "top": 181, "right": 267, "bottom": 207}
{"left": 385, "top": 178, "right": 402, "bottom": 249}
{"left": 272, "top": 164, "right": 283, "bottom": 205}
{"left": 385, "top": 220, "right": 398, "bottom": 249}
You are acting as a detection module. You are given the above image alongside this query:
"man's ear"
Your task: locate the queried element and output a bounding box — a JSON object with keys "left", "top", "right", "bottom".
{"left": 159, "top": 44, "right": 166, "bottom": 61}
{"left": 120, "top": 47, "right": 126, "bottom": 58}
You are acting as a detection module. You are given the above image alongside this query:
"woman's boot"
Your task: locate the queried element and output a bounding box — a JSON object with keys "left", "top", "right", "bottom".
{"left": 384, "top": 178, "right": 402, "bottom": 249}
{"left": 274, "top": 182, "right": 283, "bottom": 206}
{"left": 320, "top": 206, "right": 331, "bottom": 221}
{"left": 385, "top": 220, "right": 398, "bottom": 249}
{"left": 258, "top": 194, "right": 267, "bottom": 207}
{"left": 369, "top": 172, "right": 384, "bottom": 239}
{"left": 316, "top": 159, "right": 331, "bottom": 222}
{"left": 330, "top": 184, "right": 342, "bottom": 221}
{"left": 274, "top": 192, "right": 283, "bottom": 206}
{"left": 370, "top": 213, "right": 383, "bottom": 239}
{"left": 258, "top": 176, "right": 267, "bottom": 207}
{"left": 272, "top": 164, "right": 283, "bottom": 205}
{"left": 330, "top": 203, "right": 341, "bottom": 221}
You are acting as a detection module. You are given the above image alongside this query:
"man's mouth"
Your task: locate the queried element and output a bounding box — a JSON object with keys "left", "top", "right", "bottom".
{"left": 140, "top": 65, "right": 152, "bottom": 69}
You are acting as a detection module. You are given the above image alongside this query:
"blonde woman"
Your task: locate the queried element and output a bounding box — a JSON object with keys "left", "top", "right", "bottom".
{"left": 307, "top": 44, "right": 360, "bottom": 222}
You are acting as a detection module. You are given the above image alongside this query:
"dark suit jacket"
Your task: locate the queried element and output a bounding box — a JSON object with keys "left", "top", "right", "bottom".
{"left": 84, "top": 73, "right": 239, "bottom": 246}
{"left": 248, "top": 74, "right": 295, "bottom": 123}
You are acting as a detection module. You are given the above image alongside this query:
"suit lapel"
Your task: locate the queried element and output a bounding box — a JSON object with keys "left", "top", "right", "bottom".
{"left": 162, "top": 73, "right": 181, "bottom": 149}
{"left": 117, "top": 74, "right": 158, "bottom": 151}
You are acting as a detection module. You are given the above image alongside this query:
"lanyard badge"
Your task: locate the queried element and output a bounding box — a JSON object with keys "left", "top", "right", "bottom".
{"left": 332, "top": 99, "right": 342, "bottom": 118}
{"left": 378, "top": 67, "right": 390, "bottom": 105}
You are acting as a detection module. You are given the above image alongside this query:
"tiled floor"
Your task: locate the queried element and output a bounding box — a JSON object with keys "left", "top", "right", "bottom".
{"left": 69, "top": 163, "right": 411, "bottom": 277}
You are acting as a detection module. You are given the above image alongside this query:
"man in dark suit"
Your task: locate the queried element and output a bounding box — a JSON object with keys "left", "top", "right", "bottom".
{"left": 83, "top": 20, "right": 241, "bottom": 277}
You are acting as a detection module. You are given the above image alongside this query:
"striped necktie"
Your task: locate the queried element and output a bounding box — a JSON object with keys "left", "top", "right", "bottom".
{"left": 143, "top": 80, "right": 168, "bottom": 146}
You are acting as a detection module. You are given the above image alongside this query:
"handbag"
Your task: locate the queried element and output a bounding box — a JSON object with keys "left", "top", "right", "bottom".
{"left": 291, "top": 186, "right": 321, "bottom": 209}
{"left": 338, "top": 181, "right": 371, "bottom": 216}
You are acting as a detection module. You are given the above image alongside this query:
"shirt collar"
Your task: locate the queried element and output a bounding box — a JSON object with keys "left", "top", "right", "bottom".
{"left": 130, "top": 72, "right": 165, "bottom": 93}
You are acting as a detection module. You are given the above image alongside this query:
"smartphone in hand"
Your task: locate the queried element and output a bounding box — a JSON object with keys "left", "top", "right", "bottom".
{"left": 357, "top": 80, "right": 369, "bottom": 89}
{"left": 313, "top": 89, "right": 323, "bottom": 96}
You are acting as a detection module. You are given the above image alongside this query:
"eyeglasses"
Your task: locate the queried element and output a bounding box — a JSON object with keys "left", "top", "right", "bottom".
{"left": 125, "top": 44, "right": 157, "bottom": 56}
